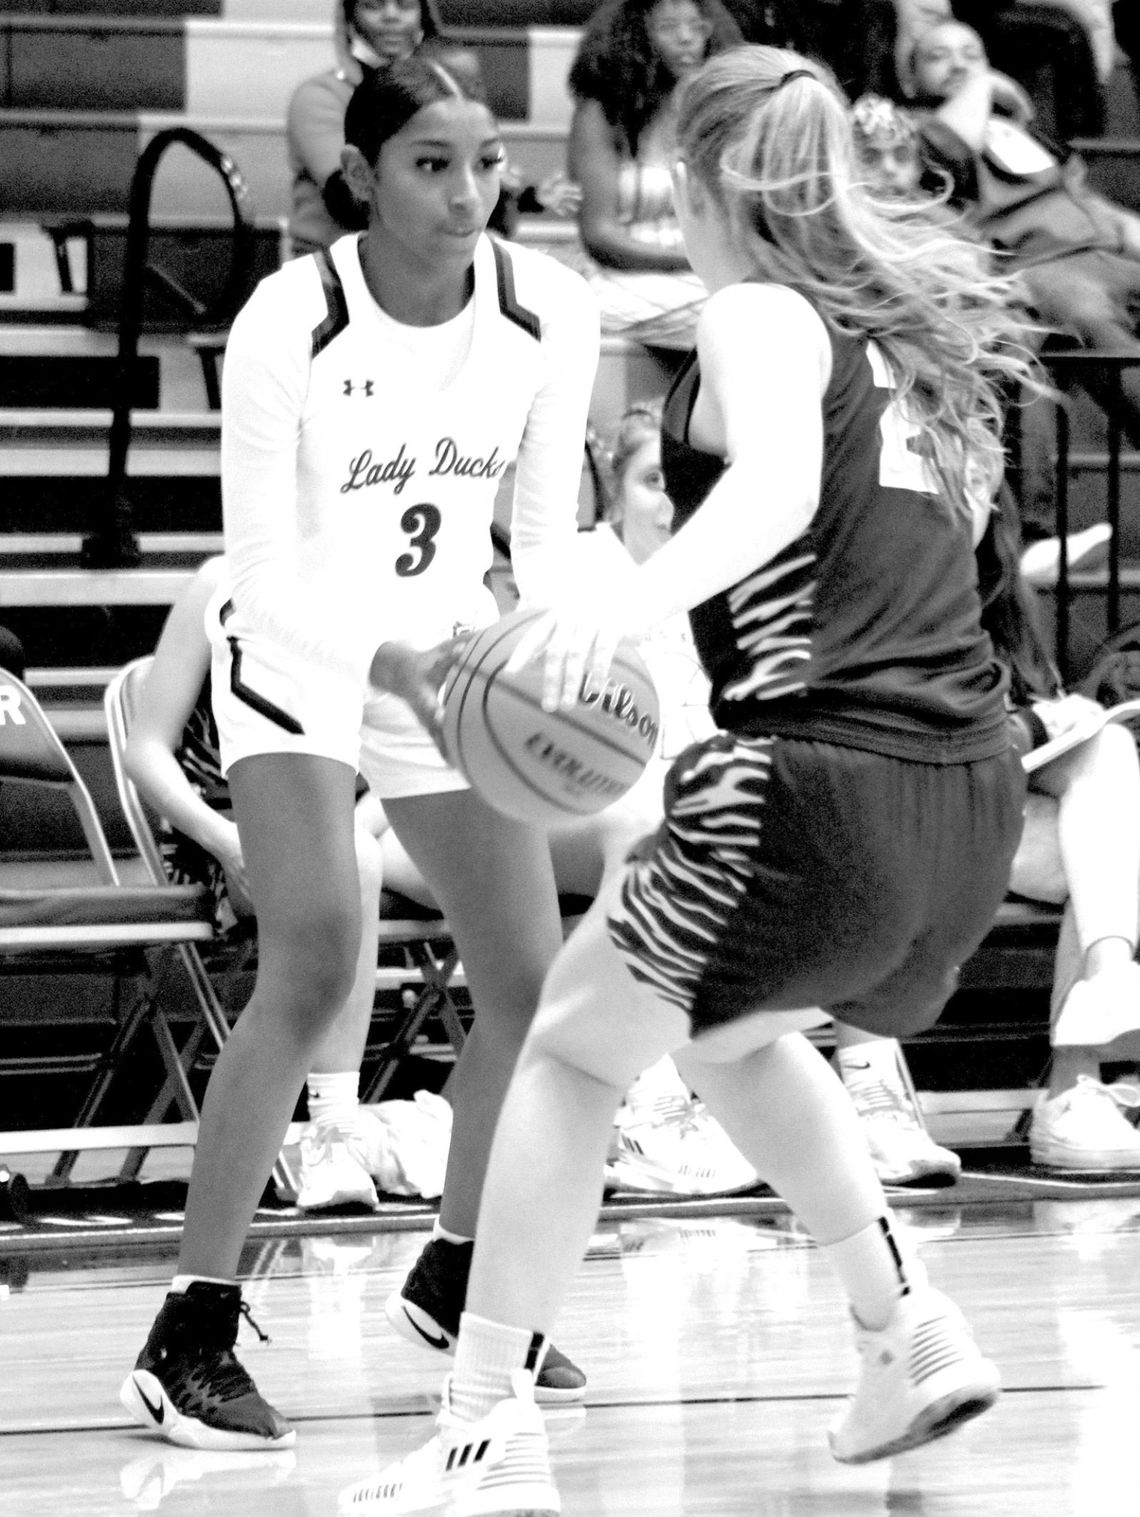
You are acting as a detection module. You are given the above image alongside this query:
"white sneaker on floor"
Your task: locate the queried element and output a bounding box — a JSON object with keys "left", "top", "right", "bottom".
{"left": 337, "top": 1369, "right": 559, "bottom": 1516}
{"left": 1029, "top": 1075, "right": 1140, "bottom": 1171}
{"left": 841, "top": 1062, "right": 961, "bottom": 1187}
{"left": 1053, "top": 964, "right": 1140, "bottom": 1048}
{"left": 607, "top": 1060, "right": 759, "bottom": 1196}
{"left": 295, "top": 1116, "right": 380, "bottom": 1212}
{"left": 829, "top": 1287, "right": 1000, "bottom": 1464}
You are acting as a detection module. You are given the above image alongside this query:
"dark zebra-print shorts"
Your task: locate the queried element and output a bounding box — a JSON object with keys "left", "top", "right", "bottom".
{"left": 607, "top": 731, "right": 1024, "bottom": 1039}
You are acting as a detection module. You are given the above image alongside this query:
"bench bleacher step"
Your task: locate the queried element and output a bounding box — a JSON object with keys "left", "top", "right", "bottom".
{"left": 0, "top": 532, "right": 223, "bottom": 563}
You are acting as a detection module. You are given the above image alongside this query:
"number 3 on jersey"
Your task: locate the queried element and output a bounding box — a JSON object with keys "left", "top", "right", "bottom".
{"left": 395, "top": 503, "right": 441, "bottom": 577}
{"left": 866, "top": 342, "right": 936, "bottom": 496}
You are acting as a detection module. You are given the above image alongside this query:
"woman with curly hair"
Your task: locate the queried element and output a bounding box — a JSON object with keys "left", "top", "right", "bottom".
{"left": 565, "top": 0, "right": 742, "bottom": 348}
{"left": 341, "top": 44, "right": 1040, "bottom": 1515}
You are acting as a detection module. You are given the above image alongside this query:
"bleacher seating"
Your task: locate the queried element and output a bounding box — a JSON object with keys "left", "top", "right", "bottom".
{"left": 2, "top": 0, "right": 1140, "bottom": 1181}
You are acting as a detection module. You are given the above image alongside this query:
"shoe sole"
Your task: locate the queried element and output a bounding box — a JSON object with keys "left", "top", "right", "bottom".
{"left": 119, "top": 1370, "right": 297, "bottom": 1452}
{"left": 829, "top": 1375, "right": 1000, "bottom": 1465}
{"left": 295, "top": 1190, "right": 381, "bottom": 1213}
{"left": 879, "top": 1164, "right": 962, "bottom": 1189}
{"left": 384, "top": 1292, "right": 586, "bottom": 1406}
{"left": 604, "top": 1159, "right": 759, "bottom": 1197}
{"left": 1030, "top": 1145, "right": 1140, "bottom": 1172}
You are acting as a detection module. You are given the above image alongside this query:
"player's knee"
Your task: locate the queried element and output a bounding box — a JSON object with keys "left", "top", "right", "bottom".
{"left": 265, "top": 910, "right": 360, "bottom": 1009}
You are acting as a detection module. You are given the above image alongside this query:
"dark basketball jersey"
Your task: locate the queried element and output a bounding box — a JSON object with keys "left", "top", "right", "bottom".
{"left": 661, "top": 324, "right": 1010, "bottom": 763}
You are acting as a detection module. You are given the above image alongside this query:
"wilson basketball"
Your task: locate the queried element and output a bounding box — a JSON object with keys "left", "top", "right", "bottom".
{"left": 440, "top": 608, "right": 661, "bottom": 824}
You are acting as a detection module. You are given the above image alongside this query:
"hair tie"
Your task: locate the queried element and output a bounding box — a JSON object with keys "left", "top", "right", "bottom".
{"left": 777, "top": 69, "right": 814, "bottom": 90}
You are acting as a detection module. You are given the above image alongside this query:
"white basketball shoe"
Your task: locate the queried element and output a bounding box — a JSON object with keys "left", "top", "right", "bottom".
{"left": 337, "top": 1368, "right": 558, "bottom": 1516}
{"left": 829, "top": 1287, "right": 1000, "bottom": 1464}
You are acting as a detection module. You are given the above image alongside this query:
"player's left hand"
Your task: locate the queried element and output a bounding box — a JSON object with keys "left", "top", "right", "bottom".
{"left": 505, "top": 600, "right": 628, "bottom": 713}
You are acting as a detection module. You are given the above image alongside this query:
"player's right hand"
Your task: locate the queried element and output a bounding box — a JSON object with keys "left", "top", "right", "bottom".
{"left": 370, "top": 636, "right": 471, "bottom": 757}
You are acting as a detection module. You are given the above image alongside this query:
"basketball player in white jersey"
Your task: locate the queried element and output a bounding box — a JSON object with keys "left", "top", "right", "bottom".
{"left": 118, "top": 53, "right": 598, "bottom": 1450}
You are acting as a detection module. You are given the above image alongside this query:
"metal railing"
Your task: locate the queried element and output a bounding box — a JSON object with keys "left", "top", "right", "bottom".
{"left": 1008, "top": 348, "right": 1140, "bottom": 680}
{"left": 82, "top": 128, "right": 255, "bottom": 570}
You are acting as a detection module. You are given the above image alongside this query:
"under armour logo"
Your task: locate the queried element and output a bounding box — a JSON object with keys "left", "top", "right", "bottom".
{"left": 343, "top": 379, "right": 374, "bottom": 397}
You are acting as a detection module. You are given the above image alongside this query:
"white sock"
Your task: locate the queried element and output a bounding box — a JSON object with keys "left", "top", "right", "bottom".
{"left": 171, "top": 1273, "right": 235, "bottom": 1294}
{"left": 450, "top": 1311, "right": 542, "bottom": 1422}
{"left": 835, "top": 1039, "right": 902, "bottom": 1087}
{"left": 433, "top": 1219, "right": 474, "bottom": 1246}
{"left": 821, "top": 1215, "right": 928, "bottom": 1331}
{"left": 307, "top": 1070, "right": 360, "bottom": 1126}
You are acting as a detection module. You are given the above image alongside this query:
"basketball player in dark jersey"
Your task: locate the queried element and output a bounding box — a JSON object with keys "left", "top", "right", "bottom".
{"left": 341, "top": 46, "right": 1037, "bottom": 1517}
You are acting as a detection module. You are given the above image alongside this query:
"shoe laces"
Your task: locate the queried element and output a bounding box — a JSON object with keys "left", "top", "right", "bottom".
{"left": 1069, "top": 1073, "right": 1140, "bottom": 1116}
{"left": 240, "top": 1299, "right": 271, "bottom": 1345}
{"left": 180, "top": 1303, "right": 270, "bottom": 1405}
{"left": 302, "top": 1112, "right": 370, "bottom": 1165}
{"left": 623, "top": 1090, "right": 703, "bottom": 1134}
{"left": 845, "top": 1073, "right": 920, "bottom": 1131}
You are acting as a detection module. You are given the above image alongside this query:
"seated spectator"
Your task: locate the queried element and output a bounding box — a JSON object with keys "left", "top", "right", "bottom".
{"left": 132, "top": 530, "right": 756, "bottom": 1208}
{"left": 892, "top": 1, "right": 1104, "bottom": 137}
{"left": 286, "top": 0, "right": 576, "bottom": 256}
{"left": 591, "top": 402, "right": 961, "bottom": 1189}
{"left": 850, "top": 90, "right": 1114, "bottom": 580}
{"left": 979, "top": 494, "right": 1140, "bottom": 1172}
{"left": 903, "top": 20, "right": 1140, "bottom": 542}
{"left": 850, "top": 90, "right": 925, "bottom": 197}
{"left": 533, "top": 401, "right": 763, "bottom": 1197}
{"left": 904, "top": 20, "right": 1140, "bottom": 338}
{"left": 563, "top": 0, "right": 742, "bottom": 349}
{"left": 124, "top": 555, "right": 400, "bottom": 1213}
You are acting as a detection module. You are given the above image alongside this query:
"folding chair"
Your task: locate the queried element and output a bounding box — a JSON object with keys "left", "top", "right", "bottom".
{"left": 106, "top": 659, "right": 468, "bottom": 1177}
{"left": 106, "top": 662, "right": 587, "bottom": 1175}
{"left": 103, "top": 656, "right": 295, "bottom": 1195}
{"left": 0, "top": 667, "right": 217, "bottom": 1187}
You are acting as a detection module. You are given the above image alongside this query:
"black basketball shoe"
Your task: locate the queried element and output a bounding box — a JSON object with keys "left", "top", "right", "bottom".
{"left": 119, "top": 1281, "right": 295, "bottom": 1450}
{"left": 385, "top": 1236, "right": 586, "bottom": 1404}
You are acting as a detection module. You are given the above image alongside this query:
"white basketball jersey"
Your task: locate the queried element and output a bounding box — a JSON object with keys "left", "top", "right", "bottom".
{"left": 220, "top": 233, "right": 599, "bottom": 683}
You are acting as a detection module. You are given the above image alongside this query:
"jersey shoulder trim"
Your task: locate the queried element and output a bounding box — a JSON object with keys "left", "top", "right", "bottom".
{"left": 491, "top": 238, "right": 541, "bottom": 342}
{"left": 311, "top": 246, "right": 350, "bottom": 359}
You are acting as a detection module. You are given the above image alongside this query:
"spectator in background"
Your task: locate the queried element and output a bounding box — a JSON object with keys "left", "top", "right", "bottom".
{"left": 850, "top": 90, "right": 925, "bottom": 197}
{"left": 849, "top": 89, "right": 1112, "bottom": 580}
{"left": 564, "top": 0, "right": 743, "bottom": 348}
{"left": 287, "top": 0, "right": 444, "bottom": 256}
{"left": 978, "top": 494, "right": 1140, "bottom": 1173}
{"left": 120, "top": 556, "right": 438, "bottom": 1215}
{"left": 848, "top": 84, "right": 1140, "bottom": 1177}
{"left": 286, "top": 0, "right": 576, "bottom": 257}
{"left": 892, "top": 1, "right": 1105, "bottom": 136}
{"left": 900, "top": 22, "right": 1140, "bottom": 543}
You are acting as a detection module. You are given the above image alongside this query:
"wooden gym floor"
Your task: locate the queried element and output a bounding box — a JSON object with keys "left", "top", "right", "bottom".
{"left": 4, "top": 1194, "right": 1140, "bottom": 1515}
